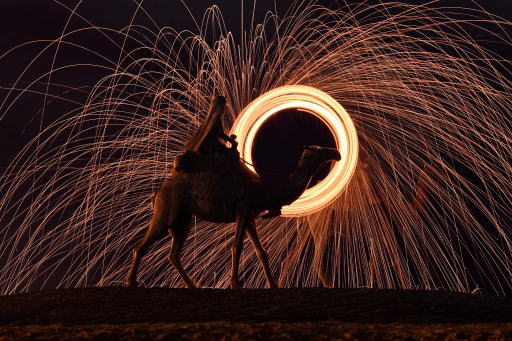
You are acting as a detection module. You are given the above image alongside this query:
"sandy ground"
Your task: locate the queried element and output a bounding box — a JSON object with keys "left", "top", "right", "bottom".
{"left": 1, "top": 287, "right": 512, "bottom": 340}
{"left": 1, "top": 322, "right": 511, "bottom": 340}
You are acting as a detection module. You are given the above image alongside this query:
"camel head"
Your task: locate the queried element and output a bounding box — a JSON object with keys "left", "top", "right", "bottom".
{"left": 259, "top": 145, "right": 341, "bottom": 214}
{"left": 300, "top": 145, "right": 341, "bottom": 169}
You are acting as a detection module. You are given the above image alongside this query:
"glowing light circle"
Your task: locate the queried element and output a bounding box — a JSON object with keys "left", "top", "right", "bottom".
{"left": 230, "top": 85, "right": 359, "bottom": 217}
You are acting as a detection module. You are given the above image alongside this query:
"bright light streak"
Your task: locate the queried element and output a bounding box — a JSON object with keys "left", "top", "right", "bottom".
{"left": 230, "top": 85, "right": 359, "bottom": 216}
{"left": 1, "top": 1, "right": 512, "bottom": 295}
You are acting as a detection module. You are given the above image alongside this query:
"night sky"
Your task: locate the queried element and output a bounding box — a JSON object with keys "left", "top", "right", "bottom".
{"left": 0, "top": 0, "right": 511, "bottom": 295}
{"left": 0, "top": 0, "right": 511, "bottom": 169}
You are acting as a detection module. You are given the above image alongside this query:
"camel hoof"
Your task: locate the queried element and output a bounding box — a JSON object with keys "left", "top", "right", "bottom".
{"left": 230, "top": 280, "right": 242, "bottom": 289}
{"left": 186, "top": 282, "right": 197, "bottom": 289}
{"left": 125, "top": 278, "right": 137, "bottom": 288}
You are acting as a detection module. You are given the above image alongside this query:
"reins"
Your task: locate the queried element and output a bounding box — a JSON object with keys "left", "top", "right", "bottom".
{"left": 238, "top": 157, "right": 286, "bottom": 174}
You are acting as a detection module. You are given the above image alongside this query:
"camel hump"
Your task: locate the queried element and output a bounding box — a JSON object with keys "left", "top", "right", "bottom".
{"left": 174, "top": 149, "right": 239, "bottom": 174}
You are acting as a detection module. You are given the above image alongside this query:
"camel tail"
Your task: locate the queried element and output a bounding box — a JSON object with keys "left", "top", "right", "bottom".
{"left": 151, "top": 182, "right": 165, "bottom": 210}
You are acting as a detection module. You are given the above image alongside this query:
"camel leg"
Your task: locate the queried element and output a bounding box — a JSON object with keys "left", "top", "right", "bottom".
{"left": 230, "top": 214, "right": 248, "bottom": 289}
{"left": 278, "top": 230, "right": 311, "bottom": 286}
{"left": 126, "top": 206, "right": 168, "bottom": 287}
{"left": 168, "top": 214, "right": 196, "bottom": 288}
{"left": 246, "top": 220, "right": 277, "bottom": 288}
{"left": 309, "top": 224, "right": 331, "bottom": 288}
{"left": 312, "top": 240, "right": 331, "bottom": 288}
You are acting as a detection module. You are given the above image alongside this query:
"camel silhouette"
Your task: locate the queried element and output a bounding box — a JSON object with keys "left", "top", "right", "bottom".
{"left": 126, "top": 96, "right": 341, "bottom": 288}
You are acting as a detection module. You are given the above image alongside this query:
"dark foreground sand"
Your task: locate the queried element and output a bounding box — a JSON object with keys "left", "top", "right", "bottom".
{"left": 1, "top": 287, "right": 511, "bottom": 340}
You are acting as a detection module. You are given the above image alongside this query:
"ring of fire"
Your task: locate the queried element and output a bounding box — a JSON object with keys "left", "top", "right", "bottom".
{"left": 230, "top": 85, "right": 359, "bottom": 217}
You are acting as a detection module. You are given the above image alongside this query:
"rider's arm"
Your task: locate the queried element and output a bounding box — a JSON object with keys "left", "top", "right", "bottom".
{"left": 218, "top": 132, "right": 238, "bottom": 149}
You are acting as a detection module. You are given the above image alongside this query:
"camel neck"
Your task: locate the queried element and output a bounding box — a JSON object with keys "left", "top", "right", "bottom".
{"left": 276, "top": 158, "right": 317, "bottom": 206}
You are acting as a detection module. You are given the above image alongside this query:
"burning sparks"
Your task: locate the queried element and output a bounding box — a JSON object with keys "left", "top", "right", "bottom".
{"left": 0, "top": 1, "right": 511, "bottom": 294}
{"left": 231, "top": 85, "right": 359, "bottom": 216}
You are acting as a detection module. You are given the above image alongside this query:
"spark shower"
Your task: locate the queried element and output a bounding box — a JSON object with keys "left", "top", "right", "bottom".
{"left": 0, "top": 1, "right": 511, "bottom": 295}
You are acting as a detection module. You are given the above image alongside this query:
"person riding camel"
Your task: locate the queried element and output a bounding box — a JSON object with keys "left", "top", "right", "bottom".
{"left": 174, "top": 96, "right": 238, "bottom": 173}
{"left": 173, "top": 95, "right": 283, "bottom": 218}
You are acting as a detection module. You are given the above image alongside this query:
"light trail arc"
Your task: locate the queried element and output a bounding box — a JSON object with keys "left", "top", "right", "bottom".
{"left": 230, "top": 85, "right": 359, "bottom": 217}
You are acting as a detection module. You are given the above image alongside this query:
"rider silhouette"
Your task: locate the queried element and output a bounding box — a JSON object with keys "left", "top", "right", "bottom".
{"left": 174, "top": 95, "right": 282, "bottom": 218}
{"left": 174, "top": 96, "right": 238, "bottom": 172}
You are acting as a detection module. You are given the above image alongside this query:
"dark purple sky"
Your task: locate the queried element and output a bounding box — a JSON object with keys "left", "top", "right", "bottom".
{"left": 0, "top": 0, "right": 510, "bottom": 294}
{"left": 0, "top": 0, "right": 510, "bottom": 167}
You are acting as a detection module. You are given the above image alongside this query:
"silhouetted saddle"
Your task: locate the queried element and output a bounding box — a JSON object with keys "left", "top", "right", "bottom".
{"left": 174, "top": 149, "right": 239, "bottom": 174}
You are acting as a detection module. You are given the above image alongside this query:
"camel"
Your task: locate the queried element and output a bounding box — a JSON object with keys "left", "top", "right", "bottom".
{"left": 126, "top": 96, "right": 341, "bottom": 289}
